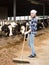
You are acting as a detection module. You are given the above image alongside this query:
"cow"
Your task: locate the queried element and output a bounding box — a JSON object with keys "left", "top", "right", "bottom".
{"left": 1, "top": 21, "right": 27, "bottom": 37}
{"left": 1, "top": 22, "right": 18, "bottom": 36}
{"left": 1, "top": 24, "right": 10, "bottom": 37}
{"left": 1, "top": 19, "right": 48, "bottom": 37}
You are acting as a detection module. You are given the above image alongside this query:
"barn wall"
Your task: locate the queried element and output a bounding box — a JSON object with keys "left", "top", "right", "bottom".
{"left": 0, "top": 7, "right": 8, "bottom": 19}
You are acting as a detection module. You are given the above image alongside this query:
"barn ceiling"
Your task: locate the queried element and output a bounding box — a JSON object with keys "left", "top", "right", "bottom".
{"left": 0, "top": 0, "right": 49, "bottom": 16}
{"left": 0, "top": 0, "right": 49, "bottom": 6}
{"left": 16, "top": 0, "right": 49, "bottom": 16}
{"left": 28, "top": 0, "right": 49, "bottom": 5}
{"left": 0, "top": 0, "right": 13, "bottom": 6}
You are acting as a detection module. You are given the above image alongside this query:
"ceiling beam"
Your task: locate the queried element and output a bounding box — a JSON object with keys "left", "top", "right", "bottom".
{"left": 27, "top": 0, "right": 41, "bottom": 4}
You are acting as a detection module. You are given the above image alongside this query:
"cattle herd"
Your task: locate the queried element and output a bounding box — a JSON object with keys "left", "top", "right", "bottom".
{"left": 0, "top": 19, "right": 48, "bottom": 37}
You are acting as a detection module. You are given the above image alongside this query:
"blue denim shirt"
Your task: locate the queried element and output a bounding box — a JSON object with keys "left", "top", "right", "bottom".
{"left": 29, "top": 17, "right": 38, "bottom": 35}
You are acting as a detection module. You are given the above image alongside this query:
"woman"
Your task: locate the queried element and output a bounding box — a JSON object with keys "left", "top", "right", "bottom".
{"left": 24, "top": 10, "right": 38, "bottom": 58}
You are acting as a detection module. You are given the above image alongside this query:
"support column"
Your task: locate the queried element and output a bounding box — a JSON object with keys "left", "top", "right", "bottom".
{"left": 13, "top": 0, "right": 16, "bottom": 20}
{"left": 43, "top": 4, "right": 45, "bottom": 22}
{"left": 39, "top": 3, "right": 45, "bottom": 22}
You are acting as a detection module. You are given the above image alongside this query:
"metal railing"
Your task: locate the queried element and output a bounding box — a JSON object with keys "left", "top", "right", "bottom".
{"left": 8, "top": 16, "right": 49, "bottom": 21}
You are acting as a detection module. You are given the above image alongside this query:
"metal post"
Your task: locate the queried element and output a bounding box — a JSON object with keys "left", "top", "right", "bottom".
{"left": 13, "top": 0, "right": 16, "bottom": 21}
{"left": 43, "top": 4, "right": 45, "bottom": 22}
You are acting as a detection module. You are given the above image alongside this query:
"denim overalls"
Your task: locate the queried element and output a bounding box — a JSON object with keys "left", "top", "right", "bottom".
{"left": 28, "top": 17, "right": 38, "bottom": 56}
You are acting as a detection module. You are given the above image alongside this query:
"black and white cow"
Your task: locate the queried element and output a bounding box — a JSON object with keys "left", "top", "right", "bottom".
{"left": 1, "top": 24, "right": 10, "bottom": 36}
{"left": 1, "top": 19, "right": 48, "bottom": 37}
{"left": 1, "top": 22, "right": 17, "bottom": 36}
{"left": 1, "top": 21, "right": 27, "bottom": 37}
{"left": 37, "top": 19, "right": 48, "bottom": 30}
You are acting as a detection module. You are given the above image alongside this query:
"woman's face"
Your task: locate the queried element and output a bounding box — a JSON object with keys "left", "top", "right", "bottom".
{"left": 30, "top": 13, "right": 36, "bottom": 18}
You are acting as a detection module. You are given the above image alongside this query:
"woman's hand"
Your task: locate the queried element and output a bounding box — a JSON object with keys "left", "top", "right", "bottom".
{"left": 24, "top": 32, "right": 28, "bottom": 35}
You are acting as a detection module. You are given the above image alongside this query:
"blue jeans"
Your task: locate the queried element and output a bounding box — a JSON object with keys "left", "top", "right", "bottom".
{"left": 28, "top": 33, "right": 35, "bottom": 56}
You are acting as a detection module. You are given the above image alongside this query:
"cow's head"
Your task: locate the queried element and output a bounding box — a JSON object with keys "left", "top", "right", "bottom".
{"left": 20, "top": 26, "right": 25, "bottom": 34}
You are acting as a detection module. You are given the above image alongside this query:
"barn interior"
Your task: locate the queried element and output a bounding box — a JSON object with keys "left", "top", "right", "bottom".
{"left": 0, "top": 0, "right": 49, "bottom": 65}
{"left": 0, "top": 0, "right": 49, "bottom": 19}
